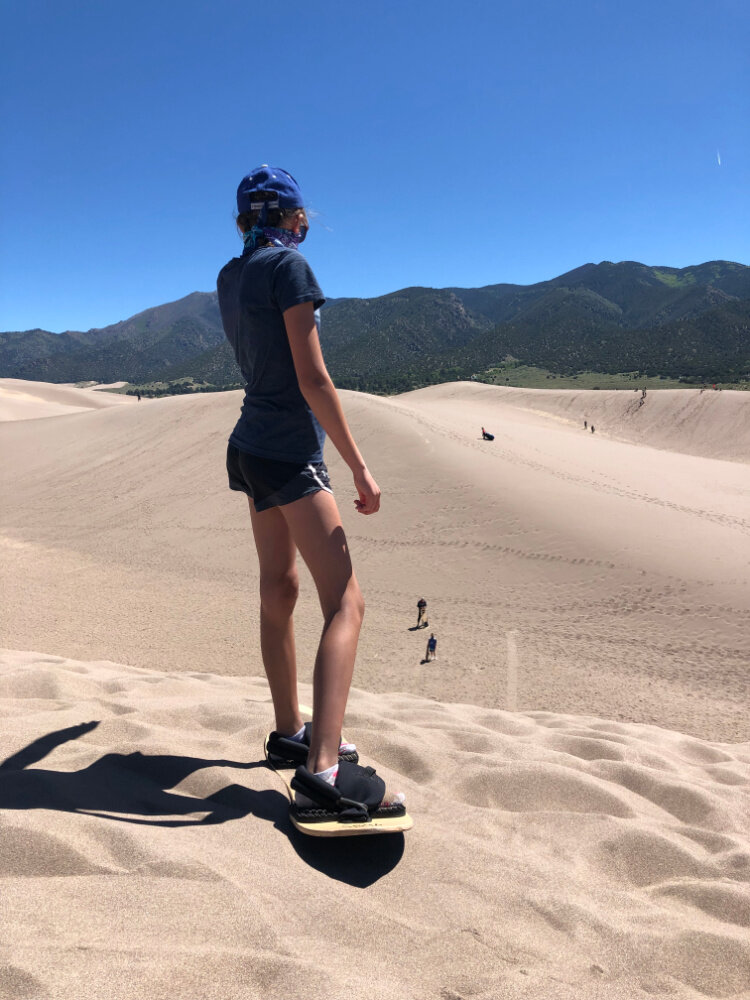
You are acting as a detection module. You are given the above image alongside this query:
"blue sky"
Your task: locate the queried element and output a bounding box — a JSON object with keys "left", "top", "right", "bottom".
{"left": 1, "top": 0, "right": 748, "bottom": 333}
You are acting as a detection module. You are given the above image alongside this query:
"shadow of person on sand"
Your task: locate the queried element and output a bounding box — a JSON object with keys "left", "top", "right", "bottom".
{"left": 0, "top": 721, "right": 278, "bottom": 827}
{"left": 0, "top": 722, "right": 405, "bottom": 886}
{"left": 284, "top": 823, "right": 405, "bottom": 888}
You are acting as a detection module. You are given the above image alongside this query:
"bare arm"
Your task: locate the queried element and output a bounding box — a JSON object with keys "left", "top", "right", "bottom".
{"left": 284, "top": 301, "right": 380, "bottom": 515}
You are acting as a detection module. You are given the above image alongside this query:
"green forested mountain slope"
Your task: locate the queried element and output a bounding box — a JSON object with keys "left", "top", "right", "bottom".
{"left": 0, "top": 292, "right": 225, "bottom": 383}
{"left": 451, "top": 295, "right": 750, "bottom": 380}
{"left": 2, "top": 261, "right": 748, "bottom": 390}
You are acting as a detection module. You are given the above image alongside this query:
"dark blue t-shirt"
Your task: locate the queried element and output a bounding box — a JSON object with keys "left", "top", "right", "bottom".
{"left": 217, "top": 246, "right": 326, "bottom": 462}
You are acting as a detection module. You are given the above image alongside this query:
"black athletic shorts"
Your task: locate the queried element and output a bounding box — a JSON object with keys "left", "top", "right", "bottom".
{"left": 226, "top": 444, "right": 332, "bottom": 512}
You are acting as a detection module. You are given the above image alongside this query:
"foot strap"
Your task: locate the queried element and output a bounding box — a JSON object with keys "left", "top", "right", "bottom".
{"left": 267, "top": 722, "right": 359, "bottom": 766}
{"left": 291, "top": 761, "right": 386, "bottom": 822}
{"left": 267, "top": 723, "right": 312, "bottom": 765}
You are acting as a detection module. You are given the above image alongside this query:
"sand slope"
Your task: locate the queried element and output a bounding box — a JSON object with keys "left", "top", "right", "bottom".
{"left": 2, "top": 380, "right": 750, "bottom": 998}
{"left": 1, "top": 649, "right": 749, "bottom": 1000}
{"left": 429, "top": 382, "right": 750, "bottom": 464}
{"left": 2, "top": 383, "right": 748, "bottom": 741}
{"left": 0, "top": 378, "right": 136, "bottom": 421}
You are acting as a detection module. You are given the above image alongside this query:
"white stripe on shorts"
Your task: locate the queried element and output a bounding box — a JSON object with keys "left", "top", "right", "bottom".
{"left": 307, "top": 464, "right": 332, "bottom": 494}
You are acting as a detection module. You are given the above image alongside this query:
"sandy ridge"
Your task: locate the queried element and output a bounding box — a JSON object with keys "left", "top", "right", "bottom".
{"left": 0, "top": 378, "right": 136, "bottom": 421}
{"left": 399, "top": 382, "right": 750, "bottom": 463}
{"left": 1, "top": 379, "right": 749, "bottom": 997}
{"left": 1, "top": 383, "right": 749, "bottom": 741}
{"left": 1, "top": 649, "right": 749, "bottom": 1000}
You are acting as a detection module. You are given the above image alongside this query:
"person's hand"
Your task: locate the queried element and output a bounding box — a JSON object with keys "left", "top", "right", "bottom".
{"left": 353, "top": 467, "right": 381, "bottom": 515}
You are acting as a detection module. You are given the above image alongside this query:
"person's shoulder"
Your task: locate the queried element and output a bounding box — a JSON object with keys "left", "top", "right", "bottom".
{"left": 247, "top": 244, "right": 294, "bottom": 262}
{"left": 217, "top": 256, "right": 243, "bottom": 283}
{"left": 269, "top": 247, "right": 314, "bottom": 271}
{"left": 270, "top": 249, "right": 323, "bottom": 305}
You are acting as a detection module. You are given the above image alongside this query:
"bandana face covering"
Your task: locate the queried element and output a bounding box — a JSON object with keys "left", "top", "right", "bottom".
{"left": 242, "top": 225, "right": 307, "bottom": 254}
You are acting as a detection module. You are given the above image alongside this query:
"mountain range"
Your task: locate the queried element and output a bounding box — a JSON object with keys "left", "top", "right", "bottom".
{"left": 2, "top": 260, "right": 749, "bottom": 391}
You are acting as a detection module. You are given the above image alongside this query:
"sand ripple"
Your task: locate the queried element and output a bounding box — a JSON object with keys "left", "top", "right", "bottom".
{"left": 1, "top": 650, "right": 748, "bottom": 999}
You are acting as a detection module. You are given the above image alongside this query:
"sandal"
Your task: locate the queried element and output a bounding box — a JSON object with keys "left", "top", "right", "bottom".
{"left": 265, "top": 721, "right": 358, "bottom": 768}
{"left": 290, "top": 759, "right": 406, "bottom": 824}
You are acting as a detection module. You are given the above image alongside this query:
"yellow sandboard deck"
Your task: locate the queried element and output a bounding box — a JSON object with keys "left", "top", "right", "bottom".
{"left": 263, "top": 717, "right": 413, "bottom": 838}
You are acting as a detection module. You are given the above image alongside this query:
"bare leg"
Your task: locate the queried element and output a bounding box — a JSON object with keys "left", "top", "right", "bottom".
{"left": 248, "top": 499, "right": 303, "bottom": 737}
{"left": 279, "top": 489, "right": 364, "bottom": 774}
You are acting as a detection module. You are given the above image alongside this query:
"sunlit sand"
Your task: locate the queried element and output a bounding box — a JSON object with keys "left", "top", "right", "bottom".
{"left": 1, "top": 378, "right": 749, "bottom": 999}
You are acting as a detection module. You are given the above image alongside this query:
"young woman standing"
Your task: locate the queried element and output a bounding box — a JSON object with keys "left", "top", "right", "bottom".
{"left": 218, "top": 166, "right": 403, "bottom": 822}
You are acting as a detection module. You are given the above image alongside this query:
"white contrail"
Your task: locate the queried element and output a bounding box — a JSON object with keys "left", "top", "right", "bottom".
{"left": 307, "top": 207, "right": 334, "bottom": 232}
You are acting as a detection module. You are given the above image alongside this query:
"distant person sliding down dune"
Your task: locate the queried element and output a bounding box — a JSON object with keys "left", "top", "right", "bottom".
{"left": 481, "top": 427, "right": 495, "bottom": 440}
{"left": 217, "top": 165, "right": 405, "bottom": 829}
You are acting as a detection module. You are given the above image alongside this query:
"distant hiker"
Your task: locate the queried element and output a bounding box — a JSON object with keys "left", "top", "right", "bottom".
{"left": 591, "top": 425, "right": 595, "bottom": 434}
{"left": 137, "top": 392, "right": 141, "bottom": 402}
{"left": 481, "top": 427, "right": 495, "bottom": 441}
{"left": 583, "top": 420, "right": 587, "bottom": 430}
{"left": 425, "top": 633, "right": 437, "bottom": 662}
{"left": 417, "top": 598, "right": 428, "bottom": 628}
{"left": 217, "top": 164, "right": 404, "bottom": 818}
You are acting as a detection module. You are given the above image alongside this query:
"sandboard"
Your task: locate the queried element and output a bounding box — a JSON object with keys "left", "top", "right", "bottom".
{"left": 264, "top": 706, "right": 413, "bottom": 838}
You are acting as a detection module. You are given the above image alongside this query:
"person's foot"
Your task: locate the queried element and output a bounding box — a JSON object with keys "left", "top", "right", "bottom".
{"left": 293, "top": 760, "right": 406, "bottom": 812}
{"left": 266, "top": 723, "right": 358, "bottom": 766}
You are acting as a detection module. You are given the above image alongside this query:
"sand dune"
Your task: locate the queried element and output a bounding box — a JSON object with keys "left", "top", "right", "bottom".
{"left": 1, "top": 649, "right": 748, "bottom": 1000}
{"left": 421, "top": 382, "right": 750, "bottom": 463}
{"left": 1, "top": 379, "right": 749, "bottom": 998}
{"left": 0, "top": 378, "right": 136, "bottom": 421}
{"left": 2, "top": 382, "right": 748, "bottom": 740}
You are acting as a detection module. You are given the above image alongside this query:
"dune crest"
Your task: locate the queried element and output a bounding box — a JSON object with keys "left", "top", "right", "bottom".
{"left": 398, "top": 382, "right": 750, "bottom": 463}
{"left": 2, "top": 383, "right": 749, "bottom": 743}
{"left": 1, "top": 649, "right": 749, "bottom": 1000}
{"left": 0, "top": 378, "right": 135, "bottom": 421}
{"left": 2, "top": 379, "right": 749, "bottom": 997}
